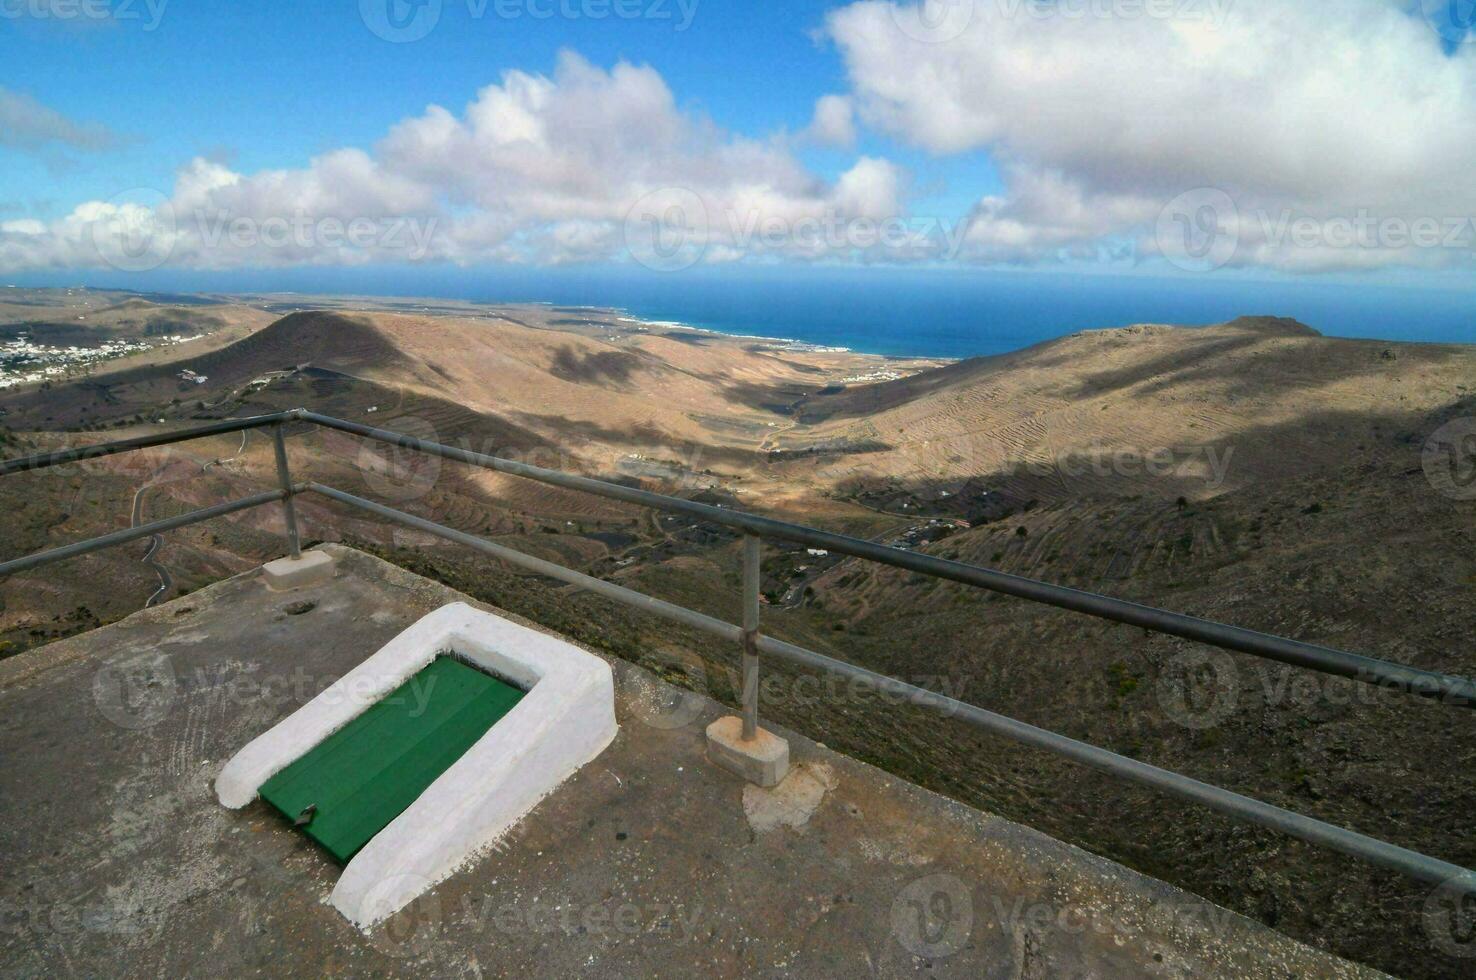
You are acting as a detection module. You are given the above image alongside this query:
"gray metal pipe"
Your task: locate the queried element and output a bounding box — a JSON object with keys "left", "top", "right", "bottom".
{"left": 741, "top": 533, "right": 761, "bottom": 740}
{"left": 299, "top": 410, "right": 1476, "bottom": 708}
{"left": 755, "top": 632, "right": 1473, "bottom": 888}
{"left": 4, "top": 412, "right": 1469, "bottom": 706}
{"left": 304, "top": 480, "right": 1475, "bottom": 890}
{"left": 5, "top": 414, "right": 1469, "bottom": 886}
{"left": 303, "top": 483, "right": 746, "bottom": 645}
{"left": 0, "top": 489, "right": 288, "bottom": 578}
{"left": 272, "top": 424, "right": 302, "bottom": 560}
{"left": 0, "top": 413, "right": 293, "bottom": 477}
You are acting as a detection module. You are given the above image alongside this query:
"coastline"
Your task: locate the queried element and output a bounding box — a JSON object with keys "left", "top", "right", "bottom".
{"left": 615, "top": 314, "right": 860, "bottom": 356}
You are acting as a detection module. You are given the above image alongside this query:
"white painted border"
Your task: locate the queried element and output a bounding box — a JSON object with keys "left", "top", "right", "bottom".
{"left": 215, "top": 602, "right": 618, "bottom": 928}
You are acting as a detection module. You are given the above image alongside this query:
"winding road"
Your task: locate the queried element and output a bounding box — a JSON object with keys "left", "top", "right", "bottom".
{"left": 130, "top": 429, "right": 251, "bottom": 608}
{"left": 131, "top": 483, "right": 171, "bottom": 608}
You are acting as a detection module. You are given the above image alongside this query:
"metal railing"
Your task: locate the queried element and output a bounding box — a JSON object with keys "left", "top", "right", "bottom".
{"left": 2, "top": 408, "right": 1474, "bottom": 893}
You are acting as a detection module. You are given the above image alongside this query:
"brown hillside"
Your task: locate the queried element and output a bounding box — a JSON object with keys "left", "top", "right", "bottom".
{"left": 769, "top": 317, "right": 1475, "bottom": 507}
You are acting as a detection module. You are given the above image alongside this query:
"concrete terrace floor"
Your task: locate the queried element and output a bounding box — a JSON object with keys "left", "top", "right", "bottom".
{"left": 0, "top": 544, "right": 1382, "bottom": 979}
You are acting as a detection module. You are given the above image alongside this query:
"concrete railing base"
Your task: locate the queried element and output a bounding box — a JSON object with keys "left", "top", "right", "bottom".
{"left": 262, "top": 550, "right": 336, "bottom": 591}
{"left": 706, "top": 716, "right": 789, "bottom": 787}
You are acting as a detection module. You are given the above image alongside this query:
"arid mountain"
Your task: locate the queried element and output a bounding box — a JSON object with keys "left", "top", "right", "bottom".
{"left": 1, "top": 298, "right": 1472, "bottom": 977}
{"left": 772, "top": 315, "right": 1475, "bottom": 510}
{"left": 0, "top": 300, "right": 941, "bottom": 650}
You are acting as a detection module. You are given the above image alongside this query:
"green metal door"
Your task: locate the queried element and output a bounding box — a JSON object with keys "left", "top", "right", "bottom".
{"left": 260, "top": 656, "right": 526, "bottom": 862}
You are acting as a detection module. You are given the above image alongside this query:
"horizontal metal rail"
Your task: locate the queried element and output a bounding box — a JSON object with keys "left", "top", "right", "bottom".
{"left": 1, "top": 410, "right": 1473, "bottom": 892}
{"left": 305, "top": 481, "right": 1472, "bottom": 889}
{"left": 756, "top": 637, "right": 1473, "bottom": 888}
{"left": 0, "top": 488, "right": 290, "bottom": 578}
{"left": 301, "top": 410, "right": 1476, "bottom": 707}
{"left": 0, "top": 412, "right": 292, "bottom": 477}
{"left": 305, "top": 483, "right": 745, "bottom": 643}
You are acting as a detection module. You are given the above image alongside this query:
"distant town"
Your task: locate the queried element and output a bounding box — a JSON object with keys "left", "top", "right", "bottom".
{"left": 0, "top": 334, "right": 204, "bottom": 390}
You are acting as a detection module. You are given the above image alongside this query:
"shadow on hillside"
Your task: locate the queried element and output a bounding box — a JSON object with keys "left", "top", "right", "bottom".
{"left": 824, "top": 397, "right": 1472, "bottom": 521}
{"left": 547, "top": 345, "right": 648, "bottom": 388}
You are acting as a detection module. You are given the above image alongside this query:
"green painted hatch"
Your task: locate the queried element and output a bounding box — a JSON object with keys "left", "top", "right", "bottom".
{"left": 260, "top": 655, "right": 527, "bottom": 863}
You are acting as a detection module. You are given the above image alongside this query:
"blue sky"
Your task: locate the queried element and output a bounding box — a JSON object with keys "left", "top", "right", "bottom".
{"left": 2, "top": 0, "right": 1475, "bottom": 310}
{"left": 5, "top": 1, "right": 987, "bottom": 218}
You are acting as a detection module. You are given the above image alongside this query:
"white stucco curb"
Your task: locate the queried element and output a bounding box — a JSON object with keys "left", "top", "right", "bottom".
{"left": 215, "top": 602, "right": 618, "bottom": 929}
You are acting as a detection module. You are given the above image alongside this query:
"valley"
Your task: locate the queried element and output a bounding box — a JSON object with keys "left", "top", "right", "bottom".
{"left": 0, "top": 287, "right": 1473, "bottom": 977}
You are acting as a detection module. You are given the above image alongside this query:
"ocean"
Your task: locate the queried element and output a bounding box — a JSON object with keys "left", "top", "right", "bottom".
{"left": 20, "top": 265, "right": 1474, "bottom": 360}
{"left": 473, "top": 268, "right": 1476, "bottom": 359}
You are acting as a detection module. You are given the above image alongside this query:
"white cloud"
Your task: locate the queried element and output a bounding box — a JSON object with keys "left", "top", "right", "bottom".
{"left": 11, "top": 11, "right": 1476, "bottom": 278}
{"left": 833, "top": 157, "right": 905, "bottom": 219}
{"left": 960, "top": 167, "right": 1156, "bottom": 257}
{"left": 0, "top": 53, "right": 917, "bottom": 273}
{"left": 0, "top": 219, "right": 45, "bottom": 235}
{"left": 805, "top": 95, "right": 858, "bottom": 148}
{"left": 827, "top": 0, "right": 1476, "bottom": 271}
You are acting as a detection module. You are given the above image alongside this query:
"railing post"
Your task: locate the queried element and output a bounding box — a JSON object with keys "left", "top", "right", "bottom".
{"left": 272, "top": 422, "right": 302, "bottom": 560}
{"left": 741, "top": 533, "right": 761, "bottom": 741}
